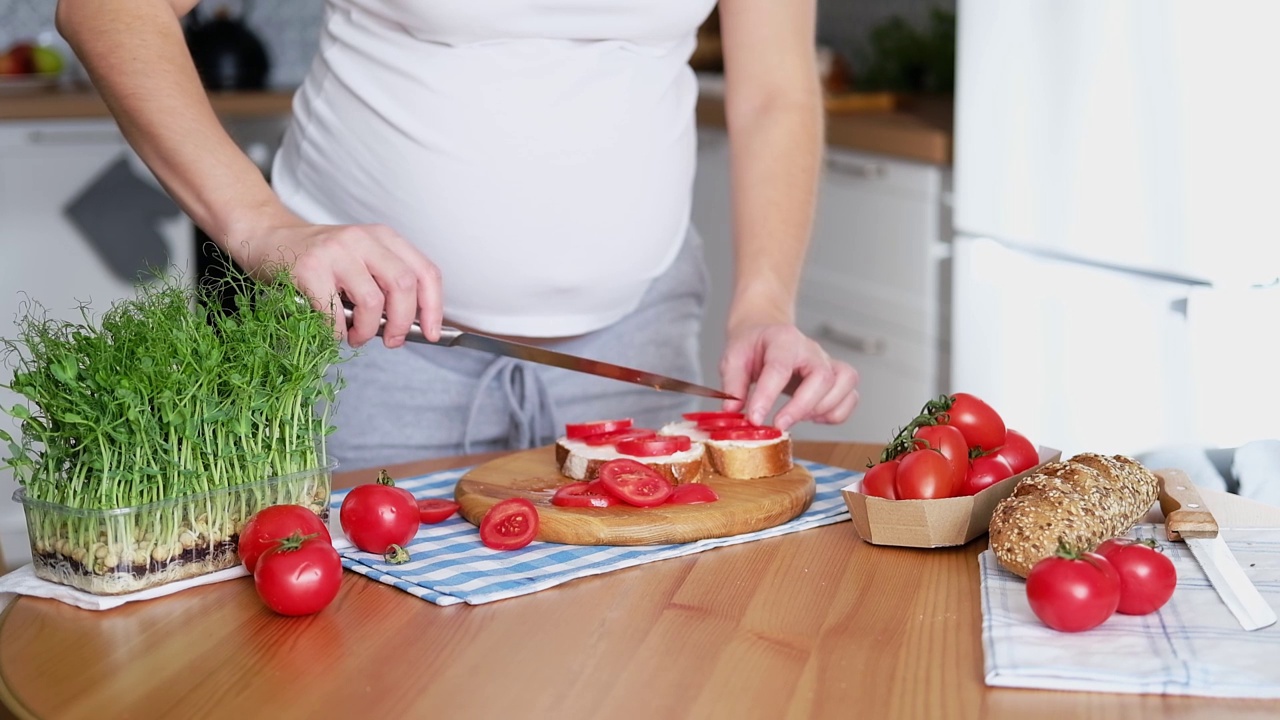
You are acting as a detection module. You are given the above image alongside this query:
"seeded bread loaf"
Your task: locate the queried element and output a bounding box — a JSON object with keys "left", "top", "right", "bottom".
{"left": 988, "top": 453, "right": 1160, "bottom": 577}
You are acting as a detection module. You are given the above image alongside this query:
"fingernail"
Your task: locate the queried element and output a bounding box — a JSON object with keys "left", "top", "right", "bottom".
{"left": 750, "top": 409, "right": 765, "bottom": 425}
{"left": 776, "top": 414, "right": 793, "bottom": 430}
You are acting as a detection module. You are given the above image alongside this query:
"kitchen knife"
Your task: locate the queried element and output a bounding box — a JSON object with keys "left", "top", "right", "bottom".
{"left": 341, "top": 304, "right": 739, "bottom": 401}
{"left": 1159, "top": 469, "right": 1277, "bottom": 631}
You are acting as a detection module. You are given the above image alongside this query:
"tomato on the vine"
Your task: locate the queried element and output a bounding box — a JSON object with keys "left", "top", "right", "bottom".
{"left": 253, "top": 531, "right": 343, "bottom": 617}
{"left": 993, "top": 428, "right": 1039, "bottom": 474}
{"left": 910, "top": 424, "right": 968, "bottom": 495}
{"left": 340, "top": 470, "right": 419, "bottom": 554}
{"left": 1026, "top": 546, "right": 1121, "bottom": 632}
{"left": 479, "top": 498, "right": 540, "bottom": 550}
{"left": 957, "top": 454, "right": 1013, "bottom": 496}
{"left": 894, "top": 449, "right": 954, "bottom": 500}
{"left": 861, "top": 460, "right": 899, "bottom": 500}
{"left": 935, "top": 392, "right": 1006, "bottom": 451}
{"left": 1096, "top": 538, "right": 1177, "bottom": 615}
{"left": 239, "top": 504, "right": 331, "bottom": 573}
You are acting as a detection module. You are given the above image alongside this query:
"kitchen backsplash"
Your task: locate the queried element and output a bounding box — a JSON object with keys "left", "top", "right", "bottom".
{"left": 2, "top": 0, "right": 951, "bottom": 90}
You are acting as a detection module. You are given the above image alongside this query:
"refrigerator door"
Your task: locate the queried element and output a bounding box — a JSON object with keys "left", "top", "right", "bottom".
{"left": 955, "top": 0, "right": 1280, "bottom": 285}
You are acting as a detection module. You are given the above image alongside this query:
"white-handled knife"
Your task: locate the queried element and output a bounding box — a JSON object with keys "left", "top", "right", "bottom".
{"left": 1159, "top": 469, "right": 1277, "bottom": 631}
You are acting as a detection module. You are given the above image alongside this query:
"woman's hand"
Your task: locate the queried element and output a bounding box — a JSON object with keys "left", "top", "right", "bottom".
{"left": 242, "top": 220, "right": 443, "bottom": 348}
{"left": 719, "top": 321, "right": 860, "bottom": 431}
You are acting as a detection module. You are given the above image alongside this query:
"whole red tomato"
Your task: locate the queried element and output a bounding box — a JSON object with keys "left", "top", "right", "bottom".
{"left": 1096, "top": 538, "right": 1178, "bottom": 615}
{"left": 253, "top": 531, "right": 343, "bottom": 616}
{"left": 894, "top": 449, "right": 954, "bottom": 500}
{"left": 957, "top": 454, "right": 1013, "bottom": 496}
{"left": 937, "top": 392, "right": 1006, "bottom": 451}
{"left": 861, "top": 460, "right": 899, "bottom": 499}
{"left": 1026, "top": 546, "right": 1121, "bottom": 632}
{"left": 993, "top": 428, "right": 1039, "bottom": 475}
{"left": 911, "top": 424, "right": 968, "bottom": 495}
{"left": 239, "top": 504, "right": 331, "bottom": 573}
{"left": 340, "top": 471, "right": 419, "bottom": 555}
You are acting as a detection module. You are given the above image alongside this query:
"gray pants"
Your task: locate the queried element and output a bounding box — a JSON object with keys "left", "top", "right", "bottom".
{"left": 326, "top": 229, "right": 711, "bottom": 471}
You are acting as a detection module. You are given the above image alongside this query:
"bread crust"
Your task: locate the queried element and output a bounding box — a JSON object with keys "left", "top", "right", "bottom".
{"left": 989, "top": 453, "right": 1159, "bottom": 577}
{"left": 704, "top": 437, "right": 793, "bottom": 479}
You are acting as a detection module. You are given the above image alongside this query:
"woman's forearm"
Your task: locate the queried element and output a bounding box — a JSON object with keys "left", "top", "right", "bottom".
{"left": 56, "top": 0, "right": 294, "bottom": 269}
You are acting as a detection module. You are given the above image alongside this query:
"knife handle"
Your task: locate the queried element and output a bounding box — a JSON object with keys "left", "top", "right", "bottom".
{"left": 1158, "top": 469, "right": 1219, "bottom": 541}
{"left": 340, "top": 302, "right": 462, "bottom": 345}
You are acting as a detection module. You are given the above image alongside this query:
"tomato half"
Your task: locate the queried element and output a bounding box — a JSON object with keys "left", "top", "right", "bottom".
{"left": 861, "top": 460, "right": 899, "bottom": 500}
{"left": 957, "top": 454, "right": 1013, "bottom": 496}
{"left": 708, "top": 426, "right": 783, "bottom": 441}
{"left": 993, "top": 428, "right": 1039, "bottom": 474}
{"left": 894, "top": 449, "right": 954, "bottom": 500}
{"left": 598, "top": 458, "right": 673, "bottom": 507}
{"left": 1026, "top": 548, "right": 1121, "bottom": 632}
{"left": 239, "top": 504, "right": 331, "bottom": 574}
{"left": 938, "top": 392, "right": 1006, "bottom": 451}
{"left": 582, "top": 428, "right": 656, "bottom": 446}
{"left": 911, "top": 424, "right": 968, "bottom": 495}
{"left": 682, "top": 411, "right": 745, "bottom": 422}
{"left": 615, "top": 435, "right": 691, "bottom": 457}
{"left": 479, "top": 498, "right": 540, "bottom": 550}
{"left": 417, "top": 498, "right": 460, "bottom": 524}
{"left": 552, "top": 482, "right": 617, "bottom": 508}
{"left": 253, "top": 531, "right": 343, "bottom": 617}
{"left": 1096, "top": 538, "right": 1177, "bottom": 615}
{"left": 565, "top": 418, "right": 632, "bottom": 439}
{"left": 667, "top": 483, "right": 719, "bottom": 505}
{"left": 340, "top": 477, "right": 420, "bottom": 554}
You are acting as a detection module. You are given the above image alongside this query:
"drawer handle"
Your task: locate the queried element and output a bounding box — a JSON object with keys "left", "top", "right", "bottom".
{"left": 814, "top": 323, "right": 886, "bottom": 355}
{"left": 824, "top": 156, "right": 887, "bottom": 180}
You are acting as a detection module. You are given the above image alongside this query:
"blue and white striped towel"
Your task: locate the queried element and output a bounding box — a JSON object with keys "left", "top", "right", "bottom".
{"left": 330, "top": 460, "right": 857, "bottom": 606}
{"left": 981, "top": 524, "right": 1280, "bottom": 698}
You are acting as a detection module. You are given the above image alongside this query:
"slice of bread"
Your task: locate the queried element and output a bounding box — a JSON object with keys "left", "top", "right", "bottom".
{"left": 554, "top": 436, "right": 707, "bottom": 485}
{"left": 660, "top": 421, "right": 794, "bottom": 480}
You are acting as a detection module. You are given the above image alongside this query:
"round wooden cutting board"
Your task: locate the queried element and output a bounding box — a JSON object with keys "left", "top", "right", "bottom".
{"left": 454, "top": 446, "right": 815, "bottom": 546}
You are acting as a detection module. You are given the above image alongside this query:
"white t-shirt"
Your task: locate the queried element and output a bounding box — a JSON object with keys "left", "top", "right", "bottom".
{"left": 272, "top": 0, "right": 718, "bottom": 337}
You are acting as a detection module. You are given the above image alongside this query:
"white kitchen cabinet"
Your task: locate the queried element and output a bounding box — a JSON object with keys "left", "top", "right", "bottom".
{"left": 691, "top": 132, "right": 952, "bottom": 444}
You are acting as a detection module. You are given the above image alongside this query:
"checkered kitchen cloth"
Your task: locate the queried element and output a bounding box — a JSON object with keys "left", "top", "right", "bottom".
{"left": 330, "top": 460, "right": 857, "bottom": 606}
{"left": 981, "top": 524, "right": 1280, "bottom": 698}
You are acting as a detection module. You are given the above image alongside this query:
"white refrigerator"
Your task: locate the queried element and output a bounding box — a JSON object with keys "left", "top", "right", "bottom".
{"left": 951, "top": 0, "right": 1280, "bottom": 457}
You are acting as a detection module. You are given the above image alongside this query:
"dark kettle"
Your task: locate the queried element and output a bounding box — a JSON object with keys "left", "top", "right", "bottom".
{"left": 184, "top": 5, "right": 270, "bottom": 90}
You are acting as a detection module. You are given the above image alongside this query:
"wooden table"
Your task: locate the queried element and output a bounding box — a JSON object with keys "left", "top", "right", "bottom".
{"left": 1, "top": 442, "right": 1277, "bottom": 719}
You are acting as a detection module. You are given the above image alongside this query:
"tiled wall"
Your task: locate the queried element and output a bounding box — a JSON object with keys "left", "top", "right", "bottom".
{"left": 2, "top": 0, "right": 952, "bottom": 90}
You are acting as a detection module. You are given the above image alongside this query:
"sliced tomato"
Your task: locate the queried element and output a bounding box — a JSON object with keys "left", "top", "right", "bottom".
{"left": 709, "top": 426, "right": 783, "bottom": 441}
{"left": 551, "top": 482, "right": 617, "bottom": 508}
{"left": 582, "top": 428, "right": 657, "bottom": 447}
{"left": 667, "top": 483, "right": 719, "bottom": 505}
{"left": 479, "top": 498, "right": 539, "bottom": 550}
{"left": 696, "top": 416, "right": 752, "bottom": 430}
{"left": 416, "top": 498, "right": 460, "bottom": 524}
{"left": 615, "top": 435, "right": 691, "bottom": 457}
{"left": 682, "top": 411, "right": 745, "bottom": 422}
{"left": 598, "top": 459, "right": 674, "bottom": 507}
{"left": 565, "top": 418, "right": 632, "bottom": 440}
{"left": 585, "top": 478, "right": 610, "bottom": 497}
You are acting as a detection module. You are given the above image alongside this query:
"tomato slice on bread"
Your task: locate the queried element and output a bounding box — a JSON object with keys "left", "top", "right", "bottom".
{"left": 682, "top": 411, "right": 745, "bottom": 422}
{"left": 667, "top": 483, "right": 719, "bottom": 505}
{"left": 708, "top": 426, "right": 783, "bottom": 441}
{"left": 551, "top": 482, "right": 617, "bottom": 508}
{"left": 598, "top": 459, "right": 673, "bottom": 507}
{"left": 582, "top": 428, "right": 656, "bottom": 446}
{"left": 479, "top": 498, "right": 539, "bottom": 550}
{"left": 615, "top": 435, "right": 692, "bottom": 457}
{"left": 565, "top": 418, "right": 633, "bottom": 440}
{"left": 695, "top": 416, "right": 752, "bottom": 430}
{"left": 416, "top": 498, "right": 460, "bottom": 524}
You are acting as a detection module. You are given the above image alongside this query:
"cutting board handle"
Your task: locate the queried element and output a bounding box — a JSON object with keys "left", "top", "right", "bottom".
{"left": 1158, "top": 469, "right": 1219, "bottom": 541}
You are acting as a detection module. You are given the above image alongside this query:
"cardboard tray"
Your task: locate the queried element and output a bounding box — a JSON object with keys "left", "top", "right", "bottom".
{"left": 841, "top": 446, "right": 1062, "bottom": 548}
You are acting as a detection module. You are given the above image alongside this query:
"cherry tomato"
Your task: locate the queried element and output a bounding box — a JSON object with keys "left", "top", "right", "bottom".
{"left": 340, "top": 472, "right": 419, "bottom": 554}
{"left": 253, "top": 531, "right": 342, "bottom": 617}
{"left": 957, "top": 454, "right": 1014, "bottom": 496}
{"left": 894, "top": 449, "right": 954, "bottom": 500}
{"left": 615, "top": 435, "right": 691, "bottom": 457}
{"left": 708, "top": 426, "right": 783, "bottom": 441}
{"left": 993, "top": 428, "right": 1039, "bottom": 474}
{"left": 910, "top": 424, "right": 968, "bottom": 495}
{"left": 479, "top": 498, "right": 540, "bottom": 550}
{"left": 416, "top": 498, "right": 460, "bottom": 524}
{"left": 598, "top": 458, "right": 673, "bottom": 507}
{"left": 1096, "top": 538, "right": 1178, "bottom": 615}
{"left": 552, "top": 482, "right": 618, "bottom": 508}
{"left": 861, "top": 460, "right": 899, "bottom": 500}
{"left": 667, "top": 483, "right": 719, "bottom": 505}
{"left": 565, "top": 418, "right": 632, "bottom": 439}
{"left": 238, "top": 504, "right": 331, "bottom": 574}
{"left": 939, "top": 392, "right": 1006, "bottom": 451}
{"left": 682, "top": 411, "right": 745, "bottom": 422}
{"left": 582, "top": 428, "right": 656, "bottom": 446}
{"left": 1026, "top": 547, "right": 1121, "bottom": 632}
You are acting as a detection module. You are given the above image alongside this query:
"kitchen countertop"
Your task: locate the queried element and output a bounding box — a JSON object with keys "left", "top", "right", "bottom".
{"left": 1, "top": 440, "right": 1275, "bottom": 720}
{"left": 0, "top": 87, "right": 952, "bottom": 166}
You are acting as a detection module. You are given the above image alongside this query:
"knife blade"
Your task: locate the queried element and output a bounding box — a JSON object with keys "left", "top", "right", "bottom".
{"left": 341, "top": 304, "right": 739, "bottom": 401}
{"left": 1158, "top": 469, "right": 1277, "bottom": 631}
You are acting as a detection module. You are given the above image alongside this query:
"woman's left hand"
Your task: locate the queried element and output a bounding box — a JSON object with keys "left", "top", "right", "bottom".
{"left": 719, "top": 322, "right": 860, "bottom": 431}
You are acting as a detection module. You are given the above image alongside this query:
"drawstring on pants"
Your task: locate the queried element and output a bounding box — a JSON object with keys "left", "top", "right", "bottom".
{"left": 461, "top": 356, "right": 559, "bottom": 455}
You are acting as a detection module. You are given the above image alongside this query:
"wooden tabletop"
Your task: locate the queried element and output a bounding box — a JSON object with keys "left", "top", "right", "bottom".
{"left": 1, "top": 441, "right": 1276, "bottom": 720}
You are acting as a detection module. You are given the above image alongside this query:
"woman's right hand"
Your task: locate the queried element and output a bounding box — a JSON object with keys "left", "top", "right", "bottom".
{"left": 243, "top": 221, "right": 444, "bottom": 348}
